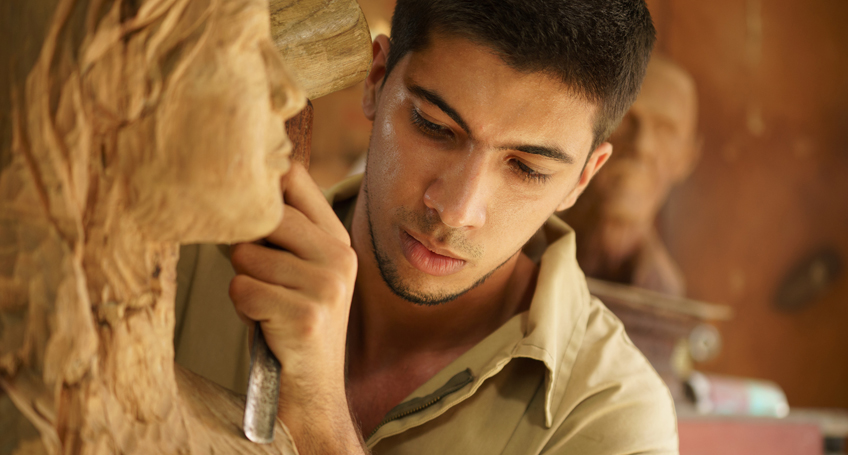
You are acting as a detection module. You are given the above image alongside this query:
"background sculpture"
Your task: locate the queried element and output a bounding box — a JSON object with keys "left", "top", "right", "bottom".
{"left": 559, "top": 56, "right": 724, "bottom": 402}
{"left": 562, "top": 55, "right": 700, "bottom": 297}
{"left": 0, "top": 0, "right": 370, "bottom": 453}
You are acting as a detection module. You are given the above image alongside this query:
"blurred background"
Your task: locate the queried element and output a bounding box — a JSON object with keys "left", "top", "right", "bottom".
{"left": 651, "top": 0, "right": 848, "bottom": 409}
{"left": 309, "top": 0, "right": 848, "bottom": 452}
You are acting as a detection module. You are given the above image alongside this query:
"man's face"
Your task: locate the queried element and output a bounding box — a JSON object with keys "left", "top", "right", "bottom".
{"left": 360, "top": 34, "right": 609, "bottom": 305}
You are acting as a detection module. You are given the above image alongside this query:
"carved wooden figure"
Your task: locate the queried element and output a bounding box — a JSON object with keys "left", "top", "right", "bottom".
{"left": 0, "top": 0, "right": 370, "bottom": 453}
{"left": 562, "top": 56, "right": 700, "bottom": 297}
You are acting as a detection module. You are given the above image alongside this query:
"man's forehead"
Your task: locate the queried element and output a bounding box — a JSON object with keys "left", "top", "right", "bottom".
{"left": 403, "top": 34, "right": 587, "bottom": 102}
{"left": 398, "top": 35, "right": 598, "bottom": 158}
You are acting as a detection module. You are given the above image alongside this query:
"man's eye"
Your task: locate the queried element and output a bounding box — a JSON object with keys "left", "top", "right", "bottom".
{"left": 410, "top": 108, "right": 452, "bottom": 139}
{"left": 511, "top": 159, "right": 551, "bottom": 184}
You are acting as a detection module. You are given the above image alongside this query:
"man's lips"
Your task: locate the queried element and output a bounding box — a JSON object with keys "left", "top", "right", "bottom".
{"left": 400, "top": 230, "right": 466, "bottom": 276}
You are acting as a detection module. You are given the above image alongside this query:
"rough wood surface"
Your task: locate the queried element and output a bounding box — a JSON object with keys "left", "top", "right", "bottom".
{"left": 0, "top": 0, "right": 368, "bottom": 453}
{"left": 270, "top": 0, "right": 373, "bottom": 99}
{"left": 285, "top": 100, "right": 314, "bottom": 169}
{"left": 176, "top": 366, "right": 300, "bottom": 454}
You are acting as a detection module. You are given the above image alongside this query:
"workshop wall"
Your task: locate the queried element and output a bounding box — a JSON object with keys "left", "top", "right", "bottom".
{"left": 648, "top": 0, "right": 848, "bottom": 407}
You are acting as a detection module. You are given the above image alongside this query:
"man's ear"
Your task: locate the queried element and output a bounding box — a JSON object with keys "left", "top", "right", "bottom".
{"left": 362, "top": 34, "right": 391, "bottom": 121}
{"left": 556, "top": 141, "right": 613, "bottom": 212}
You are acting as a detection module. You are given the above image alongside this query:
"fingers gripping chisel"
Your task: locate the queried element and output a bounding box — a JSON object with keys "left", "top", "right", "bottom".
{"left": 242, "top": 101, "right": 313, "bottom": 443}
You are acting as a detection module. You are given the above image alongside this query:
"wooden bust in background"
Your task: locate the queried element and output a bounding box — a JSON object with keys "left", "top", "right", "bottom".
{"left": 0, "top": 0, "right": 369, "bottom": 453}
{"left": 562, "top": 56, "right": 700, "bottom": 297}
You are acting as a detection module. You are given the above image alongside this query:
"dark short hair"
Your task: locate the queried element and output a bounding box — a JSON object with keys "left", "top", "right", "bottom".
{"left": 385, "top": 0, "right": 656, "bottom": 151}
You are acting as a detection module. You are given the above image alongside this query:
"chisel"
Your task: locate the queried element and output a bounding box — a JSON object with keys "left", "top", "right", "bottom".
{"left": 242, "top": 101, "right": 313, "bottom": 443}
{"left": 244, "top": 325, "right": 282, "bottom": 443}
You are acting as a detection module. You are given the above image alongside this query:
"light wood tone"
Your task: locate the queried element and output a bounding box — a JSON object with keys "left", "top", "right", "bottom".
{"left": 0, "top": 0, "right": 368, "bottom": 453}
{"left": 271, "top": 0, "right": 373, "bottom": 99}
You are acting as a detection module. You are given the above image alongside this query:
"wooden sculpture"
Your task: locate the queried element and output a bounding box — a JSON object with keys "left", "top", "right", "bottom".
{"left": 562, "top": 56, "right": 700, "bottom": 297}
{"left": 561, "top": 57, "right": 722, "bottom": 401}
{"left": 0, "top": 0, "right": 370, "bottom": 453}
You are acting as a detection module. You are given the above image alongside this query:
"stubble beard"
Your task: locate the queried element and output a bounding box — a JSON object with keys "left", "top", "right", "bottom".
{"left": 363, "top": 177, "right": 514, "bottom": 307}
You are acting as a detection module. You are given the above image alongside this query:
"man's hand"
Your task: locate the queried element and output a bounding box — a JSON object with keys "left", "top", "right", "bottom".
{"left": 229, "top": 163, "right": 365, "bottom": 454}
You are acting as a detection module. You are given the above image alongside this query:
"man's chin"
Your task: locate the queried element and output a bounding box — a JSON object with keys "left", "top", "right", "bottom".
{"left": 375, "top": 243, "right": 511, "bottom": 307}
{"left": 364, "top": 180, "right": 505, "bottom": 306}
{"left": 388, "top": 284, "right": 471, "bottom": 307}
{"left": 375, "top": 254, "right": 481, "bottom": 306}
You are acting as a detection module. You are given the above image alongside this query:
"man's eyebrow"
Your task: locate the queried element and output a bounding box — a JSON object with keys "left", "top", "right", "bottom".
{"left": 508, "top": 145, "right": 576, "bottom": 165}
{"left": 407, "top": 84, "right": 471, "bottom": 136}
{"left": 407, "top": 83, "right": 576, "bottom": 165}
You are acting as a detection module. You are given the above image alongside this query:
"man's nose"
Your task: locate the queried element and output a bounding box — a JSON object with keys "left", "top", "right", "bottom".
{"left": 423, "top": 155, "right": 488, "bottom": 229}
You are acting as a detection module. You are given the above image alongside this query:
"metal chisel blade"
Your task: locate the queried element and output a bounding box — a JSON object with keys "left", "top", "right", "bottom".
{"left": 244, "top": 324, "right": 282, "bottom": 443}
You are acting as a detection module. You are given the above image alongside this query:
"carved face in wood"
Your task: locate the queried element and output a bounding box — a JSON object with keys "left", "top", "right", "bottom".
{"left": 585, "top": 57, "right": 699, "bottom": 223}
{"left": 119, "top": 0, "right": 306, "bottom": 243}
{"left": 0, "top": 0, "right": 364, "bottom": 451}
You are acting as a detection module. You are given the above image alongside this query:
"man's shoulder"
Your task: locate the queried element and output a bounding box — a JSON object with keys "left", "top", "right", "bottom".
{"left": 577, "top": 296, "right": 663, "bottom": 379}
{"left": 545, "top": 296, "right": 678, "bottom": 454}
{"left": 516, "top": 213, "right": 676, "bottom": 453}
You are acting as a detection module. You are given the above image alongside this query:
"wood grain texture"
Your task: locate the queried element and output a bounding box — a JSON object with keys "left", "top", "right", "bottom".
{"left": 286, "top": 100, "right": 314, "bottom": 169}
{"left": 0, "top": 0, "right": 360, "bottom": 453}
{"left": 176, "top": 366, "right": 299, "bottom": 454}
{"left": 270, "top": 0, "right": 373, "bottom": 99}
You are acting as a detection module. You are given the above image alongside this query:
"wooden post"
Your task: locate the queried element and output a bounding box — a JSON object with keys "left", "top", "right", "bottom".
{"left": 286, "top": 100, "right": 315, "bottom": 169}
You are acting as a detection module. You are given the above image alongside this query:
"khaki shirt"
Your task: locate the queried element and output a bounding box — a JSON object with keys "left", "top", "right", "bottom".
{"left": 174, "top": 175, "right": 679, "bottom": 455}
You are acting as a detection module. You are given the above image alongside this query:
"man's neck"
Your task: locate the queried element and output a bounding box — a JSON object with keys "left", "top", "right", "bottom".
{"left": 344, "top": 191, "right": 537, "bottom": 437}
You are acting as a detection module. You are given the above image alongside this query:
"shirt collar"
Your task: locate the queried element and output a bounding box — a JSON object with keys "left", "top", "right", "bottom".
{"left": 325, "top": 174, "right": 592, "bottom": 428}
{"left": 516, "top": 217, "right": 592, "bottom": 427}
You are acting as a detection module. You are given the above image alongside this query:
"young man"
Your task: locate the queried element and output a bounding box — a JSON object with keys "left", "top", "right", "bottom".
{"left": 180, "top": 0, "right": 678, "bottom": 453}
